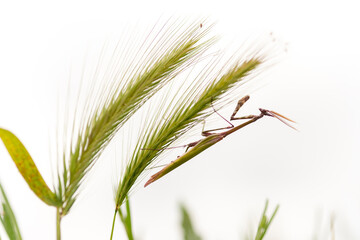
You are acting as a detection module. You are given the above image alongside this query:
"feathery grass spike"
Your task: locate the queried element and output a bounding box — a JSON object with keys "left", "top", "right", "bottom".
{"left": 144, "top": 96, "right": 295, "bottom": 187}
{"left": 115, "top": 58, "right": 264, "bottom": 206}
{"left": 0, "top": 128, "right": 60, "bottom": 206}
{"left": 62, "top": 21, "right": 213, "bottom": 214}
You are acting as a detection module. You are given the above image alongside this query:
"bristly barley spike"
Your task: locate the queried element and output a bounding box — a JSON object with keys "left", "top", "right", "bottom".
{"left": 115, "top": 57, "right": 264, "bottom": 207}
{"left": 144, "top": 95, "right": 295, "bottom": 187}
{"left": 59, "top": 20, "right": 215, "bottom": 215}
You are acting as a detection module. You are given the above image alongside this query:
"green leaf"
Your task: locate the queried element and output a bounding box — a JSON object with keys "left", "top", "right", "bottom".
{"left": 0, "top": 128, "right": 60, "bottom": 206}
{"left": 180, "top": 204, "right": 202, "bottom": 240}
{"left": 0, "top": 182, "right": 22, "bottom": 240}
{"left": 117, "top": 197, "right": 134, "bottom": 240}
{"left": 254, "top": 200, "right": 279, "bottom": 240}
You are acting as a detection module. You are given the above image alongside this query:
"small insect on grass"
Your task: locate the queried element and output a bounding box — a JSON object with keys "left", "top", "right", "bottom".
{"left": 144, "top": 95, "right": 296, "bottom": 187}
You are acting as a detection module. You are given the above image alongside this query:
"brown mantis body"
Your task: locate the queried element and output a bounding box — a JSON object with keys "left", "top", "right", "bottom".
{"left": 144, "top": 95, "right": 295, "bottom": 187}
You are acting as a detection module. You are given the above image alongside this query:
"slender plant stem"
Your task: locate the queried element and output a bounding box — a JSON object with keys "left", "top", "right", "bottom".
{"left": 56, "top": 207, "right": 61, "bottom": 240}
{"left": 109, "top": 209, "right": 117, "bottom": 240}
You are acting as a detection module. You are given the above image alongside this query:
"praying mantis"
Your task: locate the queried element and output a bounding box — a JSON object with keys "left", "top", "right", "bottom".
{"left": 144, "top": 95, "right": 295, "bottom": 187}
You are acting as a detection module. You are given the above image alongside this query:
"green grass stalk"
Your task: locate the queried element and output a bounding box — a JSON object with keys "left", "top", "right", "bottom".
{"left": 56, "top": 207, "right": 61, "bottom": 240}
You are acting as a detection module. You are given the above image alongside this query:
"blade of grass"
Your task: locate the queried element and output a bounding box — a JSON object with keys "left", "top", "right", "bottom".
{"left": 254, "top": 200, "right": 279, "bottom": 240}
{"left": 180, "top": 204, "right": 202, "bottom": 240}
{"left": 117, "top": 196, "right": 134, "bottom": 240}
{"left": 0, "top": 128, "right": 60, "bottom": 206}
{"left": 0, "top": 182, "right": 22, "bottom": 240}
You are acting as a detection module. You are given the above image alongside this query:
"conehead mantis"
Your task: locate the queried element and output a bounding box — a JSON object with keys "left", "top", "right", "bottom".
{"left": 144, "top": 95, "right": 295, "bottom": 187}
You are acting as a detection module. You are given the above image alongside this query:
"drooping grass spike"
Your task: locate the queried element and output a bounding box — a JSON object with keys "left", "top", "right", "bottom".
{"left": 144, "top": 95, "right": 295, "bottom": 187}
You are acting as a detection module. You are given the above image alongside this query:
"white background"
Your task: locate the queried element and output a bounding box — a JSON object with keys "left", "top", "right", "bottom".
{"left": 1, "top": 0, "right": 360, "bottom": 239}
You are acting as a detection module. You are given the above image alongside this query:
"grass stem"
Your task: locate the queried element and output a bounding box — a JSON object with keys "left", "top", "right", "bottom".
{"left": 56, "top": 207, "right": 61, "bottom": 240}
{"left": 109, "top": 209, "right": 117, "bottom": 240}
